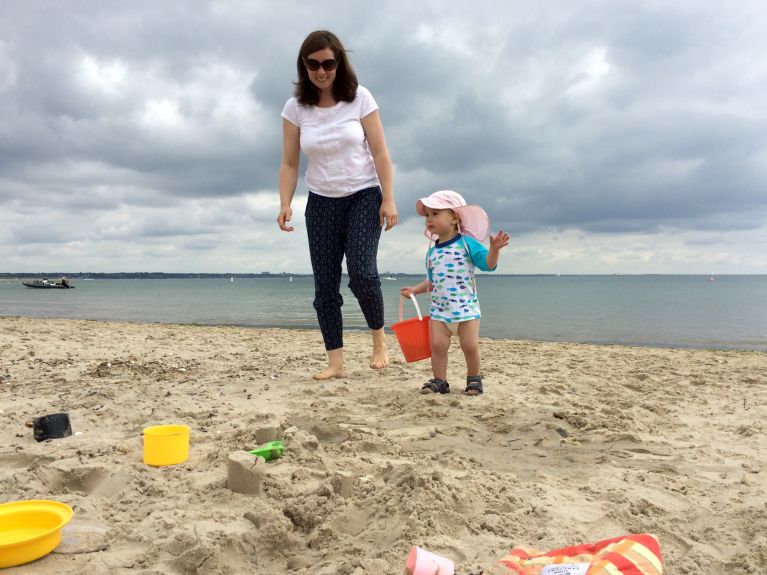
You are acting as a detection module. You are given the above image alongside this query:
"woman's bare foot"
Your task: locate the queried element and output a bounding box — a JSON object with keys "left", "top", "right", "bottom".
{"left": 312, "top": 366, "right": 347, "bottom": 380}
{"left": 369, "top": 328, "right": 388, "bottom": 369}
{"left": 313, "top": 348, "right": 346, "bottom": 380}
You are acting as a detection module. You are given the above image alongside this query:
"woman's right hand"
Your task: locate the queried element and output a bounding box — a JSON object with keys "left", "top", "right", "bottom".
{"left": 277, "top": 205, "right": 294, "bottom": 232}
{"left": 400, "top": 287, "right": 414, "bottom": 298}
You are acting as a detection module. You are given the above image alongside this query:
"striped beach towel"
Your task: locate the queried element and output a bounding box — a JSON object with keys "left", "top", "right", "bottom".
{"left": 485, "top": 534, "right": 663, "bottom": 575}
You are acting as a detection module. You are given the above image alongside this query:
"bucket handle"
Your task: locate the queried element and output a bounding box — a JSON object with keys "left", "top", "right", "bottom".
{"left": 399, "top": 294, "right": 424, "bottom": 323}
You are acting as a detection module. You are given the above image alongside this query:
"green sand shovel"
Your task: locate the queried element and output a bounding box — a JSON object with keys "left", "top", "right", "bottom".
{"left": 248, "top": 440, "right": 284, "bottom": 461}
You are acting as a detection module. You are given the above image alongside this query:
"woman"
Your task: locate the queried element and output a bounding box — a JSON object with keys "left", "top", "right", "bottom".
{"left": 277, "top": 30, "right": 398, "bottom": 380}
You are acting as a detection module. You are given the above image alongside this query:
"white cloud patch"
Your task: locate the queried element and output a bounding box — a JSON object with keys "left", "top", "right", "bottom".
{"left": 78, "top": 55, "right": 127, "bottom": 96}
{"left": 0, "top": 41, "right": 18, "bottom": 92}
{"left": 565, "top": 46, "right": 613, "bottom": 97}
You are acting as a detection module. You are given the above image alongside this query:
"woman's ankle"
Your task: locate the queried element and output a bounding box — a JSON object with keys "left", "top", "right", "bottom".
{"left": 370, "top": 329, "right": 388, "bottom": 369}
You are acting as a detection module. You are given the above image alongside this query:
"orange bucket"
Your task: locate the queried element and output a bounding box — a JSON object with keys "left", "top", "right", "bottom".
{"left": 392, "top": 295, "right": 431, "bottom": 362}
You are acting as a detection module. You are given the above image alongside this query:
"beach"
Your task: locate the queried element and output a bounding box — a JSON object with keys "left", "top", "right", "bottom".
{"left": 1, "top": 317, "right": 765, "bottom": 574}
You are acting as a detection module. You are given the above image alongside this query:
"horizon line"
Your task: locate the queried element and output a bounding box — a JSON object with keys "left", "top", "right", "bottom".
{"left": 2, "top": 272, "right": 763, "bottom": 278}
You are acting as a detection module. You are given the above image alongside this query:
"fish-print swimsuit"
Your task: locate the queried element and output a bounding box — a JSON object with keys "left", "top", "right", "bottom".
{"left": 427, "top": 234, "right": 495, "bottom": 326}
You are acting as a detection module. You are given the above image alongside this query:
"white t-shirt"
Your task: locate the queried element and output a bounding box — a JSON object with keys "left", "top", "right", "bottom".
{"left": 281, "top": 85, "right": 381, "bottom": 198}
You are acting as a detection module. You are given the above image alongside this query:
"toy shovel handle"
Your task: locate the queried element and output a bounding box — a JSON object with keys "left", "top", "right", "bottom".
{"left": 399, "top": 294, "right": 424, "bottom": 323}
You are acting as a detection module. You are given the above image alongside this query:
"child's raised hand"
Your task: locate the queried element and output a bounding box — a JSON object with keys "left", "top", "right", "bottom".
{"left": 400, "top": 287, "right": 414, "bottom": 298}
{"left": 490, "top": 230, "right": 510, "bottom": 250}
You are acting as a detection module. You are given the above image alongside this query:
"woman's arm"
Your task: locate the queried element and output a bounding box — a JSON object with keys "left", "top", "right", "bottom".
{"left": 361, "top": 110, "right": 398, "bottom": 231}
{"left": 277, "top": 119, "right": 300, "bottom": 232}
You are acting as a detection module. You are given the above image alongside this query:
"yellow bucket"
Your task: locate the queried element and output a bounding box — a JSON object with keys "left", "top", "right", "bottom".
{"left": 143, "top": 424, "right": 189, "bottom": 466}
{"left": 0, "top": 500, "right": 73, "bottom": 568}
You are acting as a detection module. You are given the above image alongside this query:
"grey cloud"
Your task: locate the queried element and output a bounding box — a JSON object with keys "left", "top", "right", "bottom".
{"left": 1, "top": 0, "right": 766, "bottom": 273}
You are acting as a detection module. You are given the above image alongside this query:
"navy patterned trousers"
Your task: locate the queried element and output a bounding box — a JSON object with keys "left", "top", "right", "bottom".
{"left": 305, "top": 186, "right": 385, "bottom": 351}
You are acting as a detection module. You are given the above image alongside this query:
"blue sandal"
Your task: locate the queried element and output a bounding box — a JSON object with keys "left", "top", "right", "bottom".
{"left": 421, "top": 378, "right": 450, "bottom": 394}
{"left": 464, "top": 375, "right": 484, "bottom": 396}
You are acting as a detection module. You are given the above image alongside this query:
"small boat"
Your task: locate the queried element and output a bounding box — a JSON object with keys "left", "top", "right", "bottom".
{"left": 22, "top": 278, "right": 75, "bottom": 289}
{"left": 384, "top": 276, "right": 397, "bottom": 281}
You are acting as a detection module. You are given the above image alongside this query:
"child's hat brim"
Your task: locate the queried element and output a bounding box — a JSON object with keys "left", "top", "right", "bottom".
{"left": 416, "top": 190, "right": 490, "bottom": 242}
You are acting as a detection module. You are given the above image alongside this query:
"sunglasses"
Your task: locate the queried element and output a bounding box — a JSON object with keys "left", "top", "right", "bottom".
{"left": 304, "top": 58, "right": 338, "bottom": 72}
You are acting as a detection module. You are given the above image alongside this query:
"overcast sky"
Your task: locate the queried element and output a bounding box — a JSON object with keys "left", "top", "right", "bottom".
{"left": 1, "top": 1, "right": 766, "bottom": 274}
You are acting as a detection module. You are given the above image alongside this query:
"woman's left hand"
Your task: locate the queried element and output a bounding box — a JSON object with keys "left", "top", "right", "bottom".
{"left": 380, "top": 199, "right": 398, "bottom": 231}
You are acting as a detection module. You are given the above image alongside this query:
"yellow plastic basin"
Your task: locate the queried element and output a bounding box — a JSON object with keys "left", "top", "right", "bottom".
{"left": 143, "top": 424, "right": 190, "bottom": 466}
{"left": 0, "top": 500, "right": 73, "bottom": 568}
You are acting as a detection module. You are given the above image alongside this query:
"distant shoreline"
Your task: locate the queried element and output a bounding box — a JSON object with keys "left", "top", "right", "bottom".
{"left": 1, "top": 272, "right": 764, "bottom": 279}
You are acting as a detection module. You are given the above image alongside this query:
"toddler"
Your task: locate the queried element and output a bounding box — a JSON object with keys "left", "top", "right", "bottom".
{"left": 401, "top": 190, "right": 509, "bottom": 395}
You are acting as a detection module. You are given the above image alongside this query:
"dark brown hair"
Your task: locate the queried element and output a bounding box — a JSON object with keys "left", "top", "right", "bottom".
{"left": 294, "top": 30, "right": 358, "bottom": 106}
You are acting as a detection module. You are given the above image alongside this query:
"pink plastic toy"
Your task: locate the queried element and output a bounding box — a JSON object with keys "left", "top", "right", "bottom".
{"left": 405, "top": 546, "right": 455, "bottom": 575}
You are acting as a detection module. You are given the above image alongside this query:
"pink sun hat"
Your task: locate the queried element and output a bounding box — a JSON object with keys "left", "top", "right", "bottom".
{"left": 416, "top": 190, "right": 490, "bottom": 242}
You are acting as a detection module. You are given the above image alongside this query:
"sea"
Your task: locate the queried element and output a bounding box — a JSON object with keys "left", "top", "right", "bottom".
{"left": 2, "top": 275, "right": 766, "bottom": 352}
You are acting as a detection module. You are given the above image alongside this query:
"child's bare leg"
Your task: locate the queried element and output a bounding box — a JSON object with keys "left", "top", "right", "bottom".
{"left": 369, "top": 328, "right": 388, "bottom": 369}
{"left": 458, "top": 319, "right": 481, "bottom": 376}
{"left": 430, "top": 321, "right": 452, "bottom": 381}
{"left": 313, "top": 347, "right": 347, "bottom": 380}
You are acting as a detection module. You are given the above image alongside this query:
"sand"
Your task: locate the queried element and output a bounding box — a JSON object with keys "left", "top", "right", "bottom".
{"left": 1, "top": 317, "right": 765, "bottom": 574}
